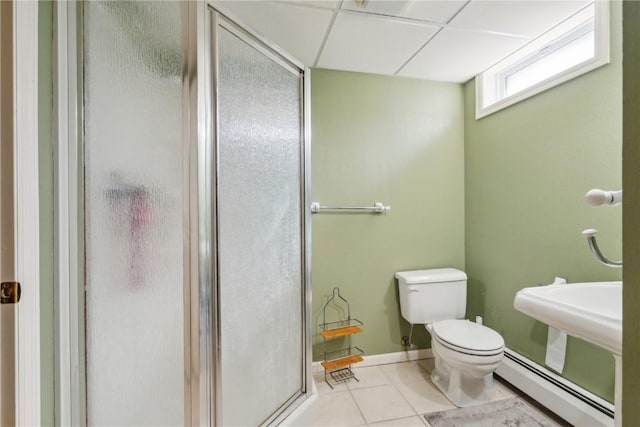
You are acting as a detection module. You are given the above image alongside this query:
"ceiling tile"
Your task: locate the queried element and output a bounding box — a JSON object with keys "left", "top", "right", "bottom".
{"left": 401, "top": 1, "right": 468, "bottom": 24}
{"left": 341, "top": 0, "right": 467, "bottom": 24}
{"left": 215, "top": 1, "right": 333, "bottom": 65}
{"left": 397, "top": 28, "right": 529, "bottom": 83}
{"left": 449, "top": 0, "right": 591, "bottom": 37}
{"left": 287, "top": 0, "right": 339, "bottom": 9}
{"left": 341, "top": 0, "right": 413, "bottom": 16}
{"left": 318, "top": 13, "right": 439, "bottom": 75}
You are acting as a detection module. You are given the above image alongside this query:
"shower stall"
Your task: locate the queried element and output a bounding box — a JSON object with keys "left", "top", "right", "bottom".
{"left": 59, "top": 1, "right": 311, "bottom": 425}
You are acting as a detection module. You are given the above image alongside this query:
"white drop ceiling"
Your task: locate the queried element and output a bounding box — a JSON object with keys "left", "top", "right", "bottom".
{"left": 214, "top": 0, "right": 592, "bottom": 83}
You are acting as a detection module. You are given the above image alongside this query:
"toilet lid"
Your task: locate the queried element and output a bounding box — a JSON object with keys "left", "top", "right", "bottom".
{"left": 432, "top": 320, "right": 504, "bottom": 353}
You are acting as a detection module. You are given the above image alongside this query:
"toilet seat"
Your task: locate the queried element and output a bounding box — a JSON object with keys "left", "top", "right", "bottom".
{"left": 431, "top": 319, "right": 504, "bottom": 356}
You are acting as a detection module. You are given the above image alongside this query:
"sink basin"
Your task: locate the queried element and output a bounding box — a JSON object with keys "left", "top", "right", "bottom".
{"left": 514, "top": 281, "right": 622, "bottom": 355}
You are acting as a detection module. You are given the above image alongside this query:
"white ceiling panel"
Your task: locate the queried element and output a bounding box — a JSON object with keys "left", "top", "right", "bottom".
{"left": 215, "top": 1, "right": 333, "bottom": 65}
{"left": 318, "top": 13, "right": 439, "bottom": 75}
{"left": 397, "top": 28, "right": 529, "bottom": 83}
{"left": 288, "top": 0, "right": 339, "bottom": 9}
{"left": 341, "top": 0, "right": 468, "bottom": 24}
{"left": 341, "top": 0, "right": 413, "bottom": 16}
{"left": 449, "top": 0, "right": 591, "bottom": 37}
{"left": 214, "top": 0, "right": 599, "bottom": 84}
{"left": 402, "top": 1, "right": 469, "bottom": 24}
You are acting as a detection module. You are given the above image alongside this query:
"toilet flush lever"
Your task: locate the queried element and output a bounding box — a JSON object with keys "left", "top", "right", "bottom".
{"left": 407, "top": 286, "right": 420, "bottom": 292}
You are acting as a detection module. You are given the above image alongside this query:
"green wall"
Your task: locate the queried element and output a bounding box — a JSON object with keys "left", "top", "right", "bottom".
{"left": 463, "top": 1, "right": 622, "bottom": 403}
{"left": 310, "top": 69, "right": 465, "bottom": 360}
{"left": 622, "top": 0, "right": 640, "bottom": 424}
{"left": 311, "top": 2, "right": 623, "bottom": 405}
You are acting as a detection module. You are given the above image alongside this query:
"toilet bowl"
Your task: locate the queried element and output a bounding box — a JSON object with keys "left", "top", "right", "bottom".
{"left": 395, "top": 268, "right": 505, "bottom": 407}
{"left": 427, "top": 320, "right": 504, "bottom": 407}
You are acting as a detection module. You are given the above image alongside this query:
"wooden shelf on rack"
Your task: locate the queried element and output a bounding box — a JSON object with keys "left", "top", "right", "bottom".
{"left": 321, "top": 354, "right": 364, "bottom": 371}
{"left": 320, "top": 325, "right": 363, "bottom": 339}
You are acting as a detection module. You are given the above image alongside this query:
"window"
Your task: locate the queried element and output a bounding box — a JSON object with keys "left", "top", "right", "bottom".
{"left": 476, "top": 1, "right": 609, "bottom": 119}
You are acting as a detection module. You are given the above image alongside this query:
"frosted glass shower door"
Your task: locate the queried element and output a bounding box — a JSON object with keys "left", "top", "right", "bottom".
{"left": 83, "top": 2, "right": 185, "bottom": 425}
{"left": 216, "top": 19, "right": 306, "bottom": 426}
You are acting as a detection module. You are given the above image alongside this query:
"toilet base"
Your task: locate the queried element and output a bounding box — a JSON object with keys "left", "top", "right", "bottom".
{"left": 431, "top": 358, "right": 494, "bottom": 407}
{"left": 429, "top": 336, "right": 503, "bottom": 407}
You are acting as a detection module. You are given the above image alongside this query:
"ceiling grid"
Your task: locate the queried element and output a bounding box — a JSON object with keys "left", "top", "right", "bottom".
{"left": 214, "top": 0, "right": 592, "bottom": 83}
{"left": 313, "top": 0, "right": 344, "bottom": 67}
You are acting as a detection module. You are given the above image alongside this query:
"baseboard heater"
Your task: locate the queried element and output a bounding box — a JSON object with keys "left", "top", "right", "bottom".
{"left": 496, "top": 348, "right": 614, "bottom": 426}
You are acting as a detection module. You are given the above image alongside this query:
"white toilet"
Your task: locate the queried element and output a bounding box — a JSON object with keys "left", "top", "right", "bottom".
{"left": 395, "top": 268, "right": 505, "bottom": 407}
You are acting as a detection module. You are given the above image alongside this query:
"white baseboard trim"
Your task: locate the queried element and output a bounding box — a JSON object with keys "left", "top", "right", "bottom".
{"left": 312, "top": 348, "right": 433, "bottom": 373}
{"left": 496, "top": 348, "right": 613, "bottom": 427}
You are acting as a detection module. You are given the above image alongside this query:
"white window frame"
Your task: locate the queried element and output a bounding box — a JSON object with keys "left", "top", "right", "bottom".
{"left": 475, "top": 0, "right": 610, "bottom": 119}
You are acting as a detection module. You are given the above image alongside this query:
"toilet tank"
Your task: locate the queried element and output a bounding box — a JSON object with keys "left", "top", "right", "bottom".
{"left": 395, "top": 268, "right": 467, "bottom": 324}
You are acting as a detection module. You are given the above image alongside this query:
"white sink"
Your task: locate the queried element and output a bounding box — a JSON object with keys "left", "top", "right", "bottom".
{"left": 514, "top": 281, "right": 622, "bottom": 355}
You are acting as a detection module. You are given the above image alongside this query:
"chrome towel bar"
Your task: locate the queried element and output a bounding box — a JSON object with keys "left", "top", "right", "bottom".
{"left": 310, "top": 202, "right": 391, "bottom": 214}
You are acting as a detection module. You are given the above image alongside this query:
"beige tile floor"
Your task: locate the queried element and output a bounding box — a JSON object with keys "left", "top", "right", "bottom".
{"left": 291, "top": 359, "right": 558, "bottom": 426}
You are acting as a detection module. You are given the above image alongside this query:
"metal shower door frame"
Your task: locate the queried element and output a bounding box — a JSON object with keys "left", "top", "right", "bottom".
{"left": 55, "top": 1, "right": 311, "bottom": 425}
{"left": 203, "top": 3, "right": 313, "bottom": 425}
{"left": 55, "top": 2, "right": 202, "bottom": 424}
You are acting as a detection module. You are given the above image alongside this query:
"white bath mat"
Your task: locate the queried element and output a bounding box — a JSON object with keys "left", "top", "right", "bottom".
{"left": 424, "top": 397, "right": 565, "bottom": 427}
